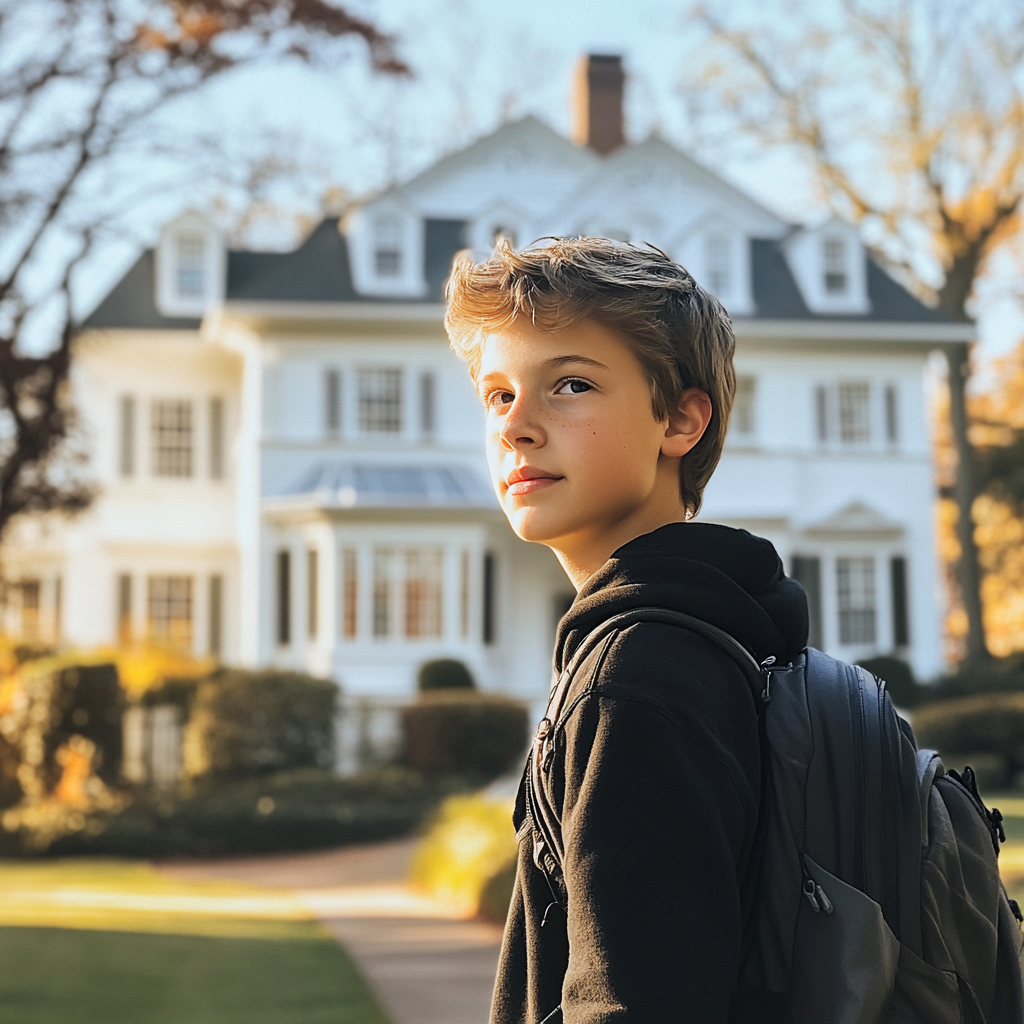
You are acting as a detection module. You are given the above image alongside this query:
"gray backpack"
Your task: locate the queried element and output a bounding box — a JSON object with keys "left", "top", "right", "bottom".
{"left": 528, "top": 607, "right": 1024, "bottom": 1024}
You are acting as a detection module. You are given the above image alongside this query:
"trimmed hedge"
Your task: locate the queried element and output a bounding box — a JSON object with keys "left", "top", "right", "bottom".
{"left": 182, "top": 669, "right": 337, "bottom": 781}
{"left": 45, "top": 767, "right": 460, "bottom": 859}
{"left": 402, "top": 692, "right": 528, "bottom": 781}
{"left": 912, "top": 692, "right": 1024, "bottom": 788}
{"left": 417, "top": 658, "right": 476, "bottom": 692}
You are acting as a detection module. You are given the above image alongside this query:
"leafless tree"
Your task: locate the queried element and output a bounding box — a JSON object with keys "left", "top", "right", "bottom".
{"left": 0, "top": 0, "right": 406, "bottom": 542}
{"left": 685, "top": 0, "right": 1024, "bottom": 664}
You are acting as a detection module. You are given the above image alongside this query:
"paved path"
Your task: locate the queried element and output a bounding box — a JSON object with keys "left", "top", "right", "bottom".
{"left": 163, "top": 839, "right": 503, "bottom": 1024}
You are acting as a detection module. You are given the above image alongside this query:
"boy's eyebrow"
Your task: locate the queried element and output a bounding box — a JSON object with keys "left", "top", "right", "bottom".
{"left": 545, "top": 355, "right": 610, "bottom": 371}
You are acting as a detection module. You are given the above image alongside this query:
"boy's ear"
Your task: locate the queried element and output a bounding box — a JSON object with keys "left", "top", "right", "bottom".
{"left": 661, "top": 388, "right": 713, "bottom": 458}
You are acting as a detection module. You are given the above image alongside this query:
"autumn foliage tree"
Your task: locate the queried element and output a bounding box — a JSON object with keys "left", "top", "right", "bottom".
{"left": 0, "top": 0, "right": 406, "bottom": 543}
{"left": 687, "top": 0, "right": 1024, "bottom": 663}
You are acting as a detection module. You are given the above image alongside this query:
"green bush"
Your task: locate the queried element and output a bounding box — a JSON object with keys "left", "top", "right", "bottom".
{"left": 46, "top": 767, "right": 460, "bottom": 858}
{"left": 417, "top": 658, "right": 476, "bottom": 692}
{"left": 0, "top": 658, "right": 123, "bottom": 804}
{"left": 912, "top": 692, "right": 1024, "bottom": 787}
{"left": 183, "top": 669, "right": 337, "bottom": 781}
{"left": 401, "top": 692, "right": 528, "bottom": 781}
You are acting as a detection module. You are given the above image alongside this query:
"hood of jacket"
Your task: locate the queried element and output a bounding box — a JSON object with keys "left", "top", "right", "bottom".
{"left": 555, "top": 521, "right": 809, "bottom": 673}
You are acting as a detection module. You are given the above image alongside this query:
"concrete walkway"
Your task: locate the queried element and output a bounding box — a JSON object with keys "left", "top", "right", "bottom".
{"left": 163, "top": 839, "right": 503, "bottom": 1024}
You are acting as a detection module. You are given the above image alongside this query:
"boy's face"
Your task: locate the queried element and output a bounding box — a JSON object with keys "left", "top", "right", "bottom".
{"left": 476, "top": 318, "right": 707, "bottom": 581}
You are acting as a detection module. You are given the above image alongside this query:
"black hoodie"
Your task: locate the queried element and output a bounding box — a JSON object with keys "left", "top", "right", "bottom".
{"left": 491, "top": 523, "right": 809, "bottom": 1024}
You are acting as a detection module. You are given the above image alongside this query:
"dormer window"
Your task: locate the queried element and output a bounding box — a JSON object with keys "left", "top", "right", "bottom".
{"left": 175, "top": 233, "right": 207, "bottom": 299}
{"left": 705, "top": 234, "right": 732, "bottom": 297}
{"left": 493, "top": 225, "right": 517, "bottom": 248}
{"left": 154, "top": 211, "right": 224, "bottom": 317}
{"left": 374, "top": 215, "right": 403, "bottom": 277}
{"left": 823, "top": 236, "right": 849, "bottom": 295}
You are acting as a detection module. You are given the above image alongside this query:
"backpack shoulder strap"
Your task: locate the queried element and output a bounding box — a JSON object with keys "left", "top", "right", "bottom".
{"left": 527, "top": 606, "right": 771, "bottom": 891}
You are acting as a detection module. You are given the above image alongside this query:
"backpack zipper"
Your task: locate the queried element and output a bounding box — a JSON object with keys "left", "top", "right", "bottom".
{"left": 849, "top": 664, "right": 868, "bottom": 893}
{"left": 876, "top": 677, "right": 900, "bottom": 936}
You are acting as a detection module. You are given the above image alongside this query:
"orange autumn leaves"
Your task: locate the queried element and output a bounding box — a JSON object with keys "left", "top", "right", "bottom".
{"left": 937, "top": 342, "right": 1024, "bottom": 660}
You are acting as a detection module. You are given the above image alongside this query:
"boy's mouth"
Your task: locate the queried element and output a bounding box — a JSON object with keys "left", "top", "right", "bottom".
{"left": 505, "top": 466, "right": 563, "bottom": 496}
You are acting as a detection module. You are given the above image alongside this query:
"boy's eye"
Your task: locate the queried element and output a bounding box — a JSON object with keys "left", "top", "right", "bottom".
{"left": 486, "top": 389, "right": 515, "bottom": 407}
{"left": 556, "top": 378, "right": 593, "bottom": 395}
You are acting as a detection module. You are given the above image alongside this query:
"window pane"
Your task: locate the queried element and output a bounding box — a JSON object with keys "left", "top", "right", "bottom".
{"left": 823, "top": 237, "right": 848, "bottom": 295}
{"left": 837, "top": 383, "right": 871, "bottom": 444}
{"left": 403, "top": 547, "right": 443, "bottom": 639}
{"left": 837, "top": 557, "right": 876, "bottom": 645}
{"left": 151, "top": 400, "right": 193, "bottom": 477}
{"left": 705, "top": 234, "right": 731, "bottom": 296}
{"left": 147, "top": 575, "right": 193, "bottom": 651}
{"left": 374, "top": 216, "right": 402, "bottom": 277}
{"left": 815, "top": 384, "right": 829, "bottom": 443}
{"left": 358, "top": 369, "right": 402, "bottom": 433}
{"left": 176, "top": 233, "right": 206, "bottom": 298}
{"left": 733, "top": 376, "right": 756, "bottom": 436}
{"left": 341, "top": 548, "right": 358, "bottom": 639}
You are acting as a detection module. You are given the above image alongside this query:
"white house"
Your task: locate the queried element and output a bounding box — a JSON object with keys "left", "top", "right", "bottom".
{"left": 2, "top": 56, "right": 971, "bottom": 714}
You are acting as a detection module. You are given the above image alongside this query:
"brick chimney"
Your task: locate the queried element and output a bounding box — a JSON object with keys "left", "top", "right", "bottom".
{"left": 571, "top": 54, "right": 626, "bottom": 156}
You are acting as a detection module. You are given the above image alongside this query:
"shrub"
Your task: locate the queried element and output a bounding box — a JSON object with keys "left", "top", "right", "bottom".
{"left": 417, "top": 658, "right": 476, "bottom": 692}
{"left": 46, "top": 766, "right": 461, "bottom": 859}
{"left": 410, "top": 793, "right": 517, "bottom": 918}
{"left": 183, "top": 669, "right": 337, "bottom": 781}
{"left": 401, "top": 692, "right": 528, "bottom": 781}
{"left": 912, "top": 692, "right": 1024, "bottom": 787}
{"left": 0, "top": 657, "right": 126, "bottom": 851}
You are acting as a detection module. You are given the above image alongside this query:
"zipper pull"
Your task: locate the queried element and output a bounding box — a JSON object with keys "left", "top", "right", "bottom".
{"left": 801, "top": 865, "right": 834, "bottom": 915}
{"left": 802, "top": 877, "right": 820, "bottom": 913}
{"left": 760, "top": 656, "right": 776, "bottom": 704}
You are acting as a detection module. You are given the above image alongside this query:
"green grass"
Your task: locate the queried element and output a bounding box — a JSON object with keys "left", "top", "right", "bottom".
{"left": 0, "top": 927, "right": 391, "bottom": 1024}
{"left": 0, "top": 858, "right": 392, "bottom": 1024}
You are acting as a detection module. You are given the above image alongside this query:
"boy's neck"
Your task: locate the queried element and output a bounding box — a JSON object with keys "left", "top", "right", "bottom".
{"left": 551, "top": 505, "right": 691, "bottom": 591}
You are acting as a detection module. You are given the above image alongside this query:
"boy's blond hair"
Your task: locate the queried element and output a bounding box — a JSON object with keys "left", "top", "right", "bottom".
{"left": 445, "top": 237, "right": 736, "bottom": 518}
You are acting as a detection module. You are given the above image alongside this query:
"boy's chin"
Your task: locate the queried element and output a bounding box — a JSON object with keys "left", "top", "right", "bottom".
{"left": 503, "top": 507, "right": 568, "bottom": 546}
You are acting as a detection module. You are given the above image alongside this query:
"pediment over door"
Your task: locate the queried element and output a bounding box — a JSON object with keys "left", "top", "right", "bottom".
{"left": 803, "top": 500, "right": 904, "bottom": 539}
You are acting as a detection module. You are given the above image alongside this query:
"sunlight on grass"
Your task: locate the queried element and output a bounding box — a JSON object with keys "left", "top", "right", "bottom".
{"left": 0, "top": 858, "right": 393, "bottom": 1024}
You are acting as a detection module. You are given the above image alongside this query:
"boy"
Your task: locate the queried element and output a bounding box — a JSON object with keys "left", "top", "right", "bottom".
{"left": 446, "top": 238, "right": 808, "bottom": 1023}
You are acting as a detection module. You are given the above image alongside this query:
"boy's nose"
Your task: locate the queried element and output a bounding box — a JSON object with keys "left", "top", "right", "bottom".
{"left": 499, "top": 399, "right": 544, "bottom": 450}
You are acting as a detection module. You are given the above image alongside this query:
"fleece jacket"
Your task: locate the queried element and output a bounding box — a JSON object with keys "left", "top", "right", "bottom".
{"left": 490, "top": 521, "right": 810, "bottom": 1024}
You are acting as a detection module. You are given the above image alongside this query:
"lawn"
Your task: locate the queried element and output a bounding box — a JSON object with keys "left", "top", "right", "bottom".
{"left": 0, "top": 858, "right": 392, "bottom": 1024}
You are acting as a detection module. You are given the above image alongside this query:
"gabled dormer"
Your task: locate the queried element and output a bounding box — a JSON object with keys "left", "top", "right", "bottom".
{"left": 346, "top": 200, "right": 426, "bottom": 299}
{"left": 155, "top": 211, "right": 225, "bottom": 318}
{"left": 468, "top": 201, "right": 529, "bottom": 252}
{"left": 784, "top": 219, "right": 870, "bottom": 316}
{"left": 672, "top": 212, "right": 755, "bottom": 316}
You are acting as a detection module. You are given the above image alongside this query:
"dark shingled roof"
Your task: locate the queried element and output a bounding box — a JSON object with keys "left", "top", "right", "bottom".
{"left": 81, "top": 250, "right": 201, "bottom": 330}
{"left": 749, "top": 238, "right": 948, "bottom": 322}
{"left": 83, "top": 217, "right": 470, "bottom": 329}
{"left": 82, "top": 220, "right": 949, "bottom": 331}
